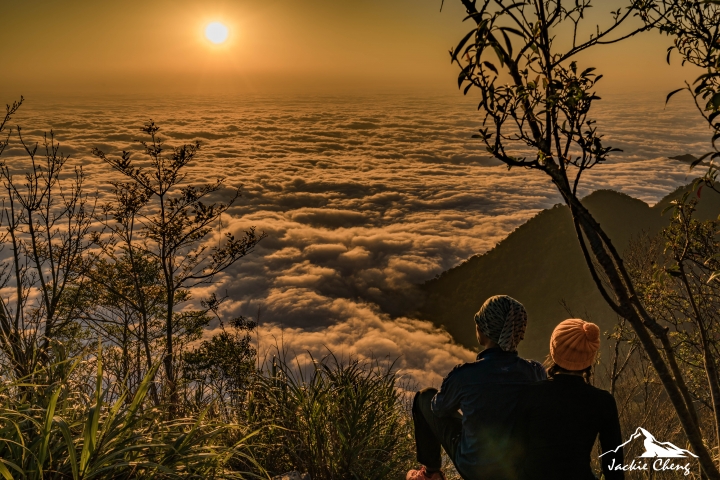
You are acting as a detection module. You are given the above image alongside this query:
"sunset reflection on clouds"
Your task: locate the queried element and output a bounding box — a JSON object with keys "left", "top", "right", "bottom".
{"left": 6, "top": 91, "right": 710, "bottom": 385}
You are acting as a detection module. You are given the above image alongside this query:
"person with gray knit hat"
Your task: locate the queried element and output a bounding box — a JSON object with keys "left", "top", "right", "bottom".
{"left": 474, "top": 295, "right": 528, "bottom": 353}
{"left": 407, "top": 295, "right": 545, "bottom": 480}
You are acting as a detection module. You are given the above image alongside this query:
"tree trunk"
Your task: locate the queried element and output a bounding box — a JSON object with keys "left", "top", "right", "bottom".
{"left": 679, "top": 264, "right": 720, "bottom": 467}
{"left": 558, "top": 179, "right": 720, "bottom": 478}
{"left": 141, "top": 313, "right": 160, "bottom": 406}
{"left": 165, "top": 287, "right": 177, "bottom": 415}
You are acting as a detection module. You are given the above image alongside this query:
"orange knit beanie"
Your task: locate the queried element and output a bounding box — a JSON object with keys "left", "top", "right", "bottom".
{"left": 550, "top": 319, "right": 600, "bottom": 371}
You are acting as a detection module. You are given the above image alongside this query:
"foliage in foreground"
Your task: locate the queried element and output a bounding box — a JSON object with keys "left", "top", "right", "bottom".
{"left": 245, "top": 354, "right": 415, "bottom": 480}
{"left": 0, "top": 354, "right": 259, "bottom": 480}
{"left": 0, "top": 98, "right": 416, "bottom": 479}
{"left": 0, "top": 350, "right": 416, "bottom": 480}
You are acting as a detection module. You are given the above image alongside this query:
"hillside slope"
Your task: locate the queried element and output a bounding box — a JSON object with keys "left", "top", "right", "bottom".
{"left": 415, "top": 184, "right": 720, "bottom": 361}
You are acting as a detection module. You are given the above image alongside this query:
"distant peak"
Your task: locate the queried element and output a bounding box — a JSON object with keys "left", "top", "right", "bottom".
{"left": 581, "top": 189, "right": 639, "bottom": 201}
{"left": 580, "top": 189, "right": 651, "bottom": 211}
{"left": 669, "top": 154, "right": 699, "bottom": 164}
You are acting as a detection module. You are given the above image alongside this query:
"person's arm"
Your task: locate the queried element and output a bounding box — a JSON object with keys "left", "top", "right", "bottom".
{"left": 430, "top": 367, "right": 462, "bottom": 418}
{"left": 598, "top": 391, "right": 624, "bottom": 480}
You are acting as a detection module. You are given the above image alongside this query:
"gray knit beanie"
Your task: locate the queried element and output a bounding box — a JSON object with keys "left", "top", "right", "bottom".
{"left": 474, "top": 295, "right": 528, "bottom": 352}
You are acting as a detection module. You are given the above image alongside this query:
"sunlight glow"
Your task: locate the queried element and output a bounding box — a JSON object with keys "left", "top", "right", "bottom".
{"left": 205, "top": 22, "right": 229, "bottom": 44}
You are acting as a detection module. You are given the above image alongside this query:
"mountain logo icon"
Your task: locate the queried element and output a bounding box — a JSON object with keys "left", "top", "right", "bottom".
{"left": 600, "top": 427, "right": 698, "bottom": 459}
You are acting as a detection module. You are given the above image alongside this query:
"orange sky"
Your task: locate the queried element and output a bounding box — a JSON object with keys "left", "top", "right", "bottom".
{"left": 0, "top": 0, "right": 701, "bottom": 97}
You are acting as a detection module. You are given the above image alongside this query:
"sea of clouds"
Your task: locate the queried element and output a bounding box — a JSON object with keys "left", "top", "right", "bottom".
{"left": 5, "top": 91, "right": 712, "bottom": 387}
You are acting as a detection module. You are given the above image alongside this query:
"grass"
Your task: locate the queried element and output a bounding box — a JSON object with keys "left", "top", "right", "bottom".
{"left": 0, "top": 347, "right": 416, "bottom": 479}
{"left": 0, "top": 354, "right": 260, "bottom": 479}
{"left": 245, "top": 353, "right": 415, "bottom": 480}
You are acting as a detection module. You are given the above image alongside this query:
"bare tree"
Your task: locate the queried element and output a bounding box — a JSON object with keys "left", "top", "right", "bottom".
{"left": 0, "top": 98, "right": 97, "bottom": 377}
{"left": 449, "top": 0, "right": 720, "bottom": 475}
{"left": 82, "top": 251, "right": 166, "bottom": 405}
{"left": 662, "top": 1, "right": 720, "bottom": 191}
{"left": 623, "top": 200, "right": 720, "bottom": 462}
{"left": 92, "top": 122, "right": 265, "bottom": 412}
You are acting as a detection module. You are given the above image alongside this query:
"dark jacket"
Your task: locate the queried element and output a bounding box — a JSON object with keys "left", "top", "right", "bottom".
{"left": 514, "top": 374, "right": 624, "bottom": 480}
{"left": 431, "top": 348, "right": 546, "bottom": 479}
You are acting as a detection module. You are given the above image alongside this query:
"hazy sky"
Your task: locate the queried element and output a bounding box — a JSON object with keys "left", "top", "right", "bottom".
{"left": 1, "top": 0, "right": 700, "bottom": 97}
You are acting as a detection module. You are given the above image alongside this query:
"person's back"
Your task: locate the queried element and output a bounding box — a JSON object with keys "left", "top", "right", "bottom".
{"left": 407, "top": 295, "right": 546, "bottom": 480}
{"left": 514, "top": 319, "right": 624, "bottom": 480}
{"left": 516, "top": 375, "right": 622, "bottom": 479}
{"left": 432, "top": 348, "right": 546, "bottom": 479}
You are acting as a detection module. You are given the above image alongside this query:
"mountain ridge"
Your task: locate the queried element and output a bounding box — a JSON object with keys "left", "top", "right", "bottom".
{"left": 409, "top": 182, "right": 720, "bottom": 361}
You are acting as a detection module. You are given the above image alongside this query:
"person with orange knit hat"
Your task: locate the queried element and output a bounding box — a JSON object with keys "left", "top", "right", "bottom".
{"left": 514, "top": 319, "right": 624, "bottom": 480}
{"left": 551, "top": 318, "right": 601, "bottom": 372}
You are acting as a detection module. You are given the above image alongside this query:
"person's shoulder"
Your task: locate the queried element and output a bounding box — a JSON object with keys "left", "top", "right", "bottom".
{"left": 518, "top": 357, "right": 548, "bottom": 380}
{"left": 444, "top": 360, "right": 477, "bottom": 378}
{"left": 516, "top": 378, "right": 552, "bottom": 404}
{"left": 566, "top": 381, "right": 617, "bottom": 408}
{"left": 587, "top": 384, "right": 617, "bottom": 403}
{"left": 524, "top": 358, "right": 545, "bottom": 370}
{"left": 524, "top": 378, "right": 552, "bottom": 389}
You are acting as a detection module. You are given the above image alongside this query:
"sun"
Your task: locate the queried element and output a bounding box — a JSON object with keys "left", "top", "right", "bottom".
{"left": 205, "top": 22, "right": 229, "bottom": 44}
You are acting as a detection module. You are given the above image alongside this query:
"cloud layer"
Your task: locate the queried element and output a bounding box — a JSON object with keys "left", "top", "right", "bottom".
{"left": 6, "top": 91, "right": 711, "bottom": 385}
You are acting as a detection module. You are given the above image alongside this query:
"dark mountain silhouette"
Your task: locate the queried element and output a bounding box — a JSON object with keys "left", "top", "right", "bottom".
{"left": 600, "top": 427, "right": 698, "bottom": 458}
{"left": 669, "top": 154, "right": 712, "bottom": 169}
{"left": 410, "top": 182, "right": 720, "bottom": 361}
{"left": 670, "top": 154, "right": 700, "bottom": 165}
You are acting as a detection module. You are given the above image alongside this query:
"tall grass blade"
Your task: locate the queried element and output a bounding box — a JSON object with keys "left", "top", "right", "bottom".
{"left": 80, "top": 347, "right": 103, "bottom": 474}
{"left": 53, "top": 415, "right": 79, "bottom": 480}
{"left": 0, "top": 460, "right": 13, "bottom": 480}
{"left": 37, "top": 387, "right": 61, "bottom": 471}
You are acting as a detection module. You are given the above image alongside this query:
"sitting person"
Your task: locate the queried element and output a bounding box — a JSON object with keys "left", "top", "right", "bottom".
{"left": 407, "top": 295, "right": 547, "bottom": 480}
{"left": 514, "top": 319, "right": 624, "bottom": 480}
